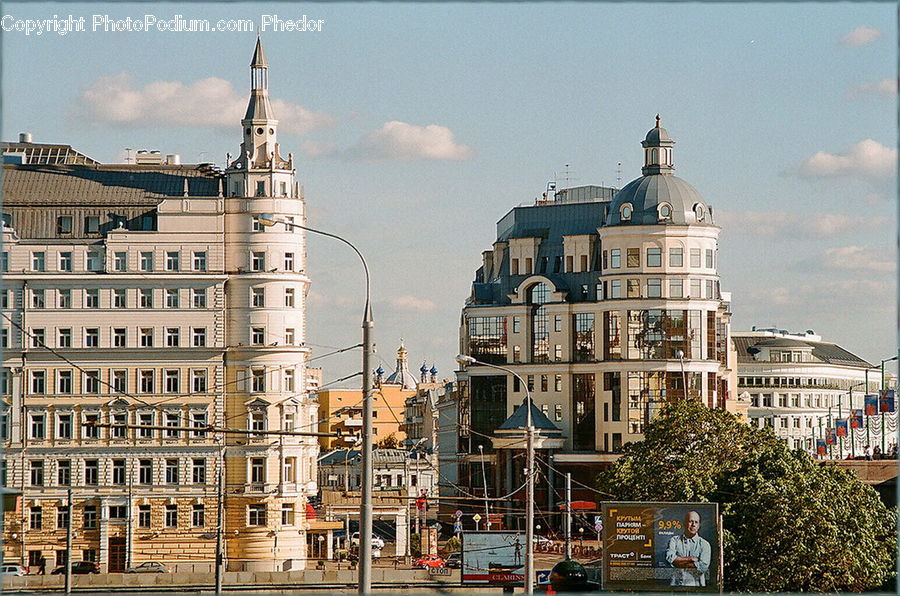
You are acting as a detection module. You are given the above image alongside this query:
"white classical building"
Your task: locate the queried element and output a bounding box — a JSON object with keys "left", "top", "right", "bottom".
{"left": 734, "top": 328, "right": 894, "bottom": 457}
{"left": 1, "top": 39, "right": 319, "bottom": 572}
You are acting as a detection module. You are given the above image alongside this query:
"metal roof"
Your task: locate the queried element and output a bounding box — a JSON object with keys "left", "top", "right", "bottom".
{"left": 497, "top": 399, "right": 562, "bottom": 433}
{"left": 732, "top": 336, "right": 873, "bottom": 368}
{"left": 606, "top": 174, "right": 710, "bottom": 226}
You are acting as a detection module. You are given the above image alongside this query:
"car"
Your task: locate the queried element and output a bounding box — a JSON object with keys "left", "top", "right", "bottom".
{"left": 444, "top": 552, "right": 461, "bottom": 569}
{"left": 412, "top": 554, "right": 445, "bottom": 569}
{"left": 0, "top": 564, "right": 27, "bottom": 576}
{"left": 125, "top": 562, "right": 168, "bottom": 574}
{"left": 350, "top": 532, "right": 385, "bottom": 550}
{"left": 51, "top": 561, "right": 100, "bottom": 575}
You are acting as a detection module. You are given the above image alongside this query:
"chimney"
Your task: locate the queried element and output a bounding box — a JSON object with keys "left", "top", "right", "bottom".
{"left": 18, "top": 132, "right": 32, "bottom": 143}
{"left": 166, "top": 154, "right": 181, "bottom": 165}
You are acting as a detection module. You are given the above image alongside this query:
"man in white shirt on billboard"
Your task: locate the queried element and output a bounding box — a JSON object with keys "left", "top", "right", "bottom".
{"left": 665, "top": 510, "right": 711, "bottom": 586}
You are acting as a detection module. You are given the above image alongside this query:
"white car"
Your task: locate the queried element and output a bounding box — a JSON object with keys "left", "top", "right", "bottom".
{"left": 350, "top": 532, "right": 385, "bottom": 550}
{"left": 0, "top": 564, "right": 27, "bottom": 576}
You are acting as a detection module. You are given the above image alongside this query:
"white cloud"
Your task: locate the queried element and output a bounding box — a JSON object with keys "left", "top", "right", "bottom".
{"left": 388, "top": 295, "right": 437, "bottom": 313}
{"left": 798, "top": 139, "right": 896, "bottom": 179}
{"left": 823, "top": 246, "right": 896, "bottom": 273}
{"left": 75, "top": 73, "right": 334, "bottom": 134}
{"left": 716, "top": 210, "right": 888, "bottom": 237}
{"left": 346, "top": 120, "right": 474, "bottom": 161}
{"left": 850, "top": 78, "right": 898, "bottom": 98}
{"left": 300, "top": 140, "right": 337, "bottom": 159}
{"left": 840, "top": 26, "right": 881, "bottom": 46}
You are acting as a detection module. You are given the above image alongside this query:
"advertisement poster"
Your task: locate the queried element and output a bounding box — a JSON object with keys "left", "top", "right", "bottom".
{"left": 835, "top": 419, "right": 848, "bottom": 437}
{"left": 865, "top": 394, "right": 879, "bottom": 416}
{"left": 601, "top": 502, "right": 720, "bottom": 592}
{"left": 850, "top": 409, "right": 864, "bottom": 429}
{"left": 879, "top": 390, "right": 895, "bottom": 413}
{"left": 461, "top": 531, "right": 524, "bottom": 585}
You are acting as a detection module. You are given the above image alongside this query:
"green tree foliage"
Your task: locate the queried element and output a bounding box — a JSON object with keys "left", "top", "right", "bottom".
{"left": 598, "top": 399, "right": 896, "bottom": 592}
{"left": 376, "top": 432, "right": 401, "bottom": 449}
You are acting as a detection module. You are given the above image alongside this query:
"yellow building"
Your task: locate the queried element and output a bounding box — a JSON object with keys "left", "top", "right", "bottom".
{"left": 317, "top": 344, "right": 419, "bottom": 449}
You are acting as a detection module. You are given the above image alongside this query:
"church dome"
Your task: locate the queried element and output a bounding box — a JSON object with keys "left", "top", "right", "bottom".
{"left": 605, "top": 116, "right": 714, "bottom": 227}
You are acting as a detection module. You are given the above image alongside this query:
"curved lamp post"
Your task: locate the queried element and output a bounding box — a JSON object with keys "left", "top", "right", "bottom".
{"left": 256, "top": 214, "right": 374, "bottom": 594}
{"left": 456, "top": 354, "right": 534, "bottom": 594}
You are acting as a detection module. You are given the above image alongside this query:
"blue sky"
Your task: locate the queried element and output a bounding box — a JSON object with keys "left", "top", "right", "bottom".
{"left": 3, "top": 3, "right": 895, "bottom": 384}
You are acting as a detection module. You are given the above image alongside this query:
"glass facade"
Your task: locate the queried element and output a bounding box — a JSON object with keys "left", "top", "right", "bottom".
{"left": 467, "top": 316, "right": 507, "bottom": 364}
{"left": 529, "top": 283, "right": 550, "bottom": 363}
{"left": 573, "top": 313, "right": 595, "bottom": 362}
{"left": 572, "top": 373, "right": 596, "bottom": 450}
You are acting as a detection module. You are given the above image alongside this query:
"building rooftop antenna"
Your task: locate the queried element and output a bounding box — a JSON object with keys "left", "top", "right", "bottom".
{"left": 616, "top": 161, "right": 622, "bottom": 185}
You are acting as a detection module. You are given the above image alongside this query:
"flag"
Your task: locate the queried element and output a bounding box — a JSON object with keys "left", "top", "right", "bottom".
{"left": 864, "top": 394, "right": 878, "bottom": 416}
{"left": 879, "top": 390, "right": 895, "bottom": 413}
{"left": 816, "top": 439, "right": 827, "bottom": 455}
{"left": 850, "top": 409, "right": 864, "bottom": 429}
{"left": 835, "top": 419, "right": 848, "bottom": 437}
{"left": 825, "top": 427, "right": 836, "bottom": 445}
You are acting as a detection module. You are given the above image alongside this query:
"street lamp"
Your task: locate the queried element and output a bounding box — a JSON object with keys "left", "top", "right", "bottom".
{"left": 256, "top": 213, "right": 375, "bottom": 594}
{"left": 675, "top": 349, "right": 688, "bottom": 400}
{"left": 456, "top": 354, "right": 535, "bottom": 594}
{"left": 477, "top": 444, "right": 491, "bottom": 530}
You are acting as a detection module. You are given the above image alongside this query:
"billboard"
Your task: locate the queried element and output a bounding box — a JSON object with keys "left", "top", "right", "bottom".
{"left": 601, "top": 502, "right": 720, "bottom": 592}
{"left": 461, "top": 531, "right": 524, "bottom": 585}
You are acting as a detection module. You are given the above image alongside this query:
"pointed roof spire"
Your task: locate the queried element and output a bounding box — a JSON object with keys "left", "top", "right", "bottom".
{"left": 251, "top": 35, "right": 268, "bottom": 68}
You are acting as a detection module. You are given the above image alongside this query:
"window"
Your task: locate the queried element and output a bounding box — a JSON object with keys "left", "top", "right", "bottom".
{"left": 191, "top": 412, "right": 207, "bottom": 437}
{"left": 31, "top": 371, "right": 46, "bottom": 394}
{"left": 658, "top": 203, "right": 672, "bottom": 219}
{"left": 140, "top": 328, "right": 153, "bottom": 347}
{"left": 285, "top": 328, "right": 295, "bottom": 345}
{"left": 113, "top": 252, "right": 127, "bottom": 271}
{"left": 573, "top": 313, "right": 595, "bottom": 361}
{"left": 112, "top": 328, "right": 126, "bottom": 348}
{"left": 113, "top": 289, "right": 126, "bottom": 308}
{"left": 281, "top": 503, "right": 295, "bottom": 525}
{"left": 58, "top": 289, "right": 71, "bottom": 308}
{"left": 555, "top": 374, "right": 563, "bottom": 392}
{"left": 192, "top": 504, "right": 205, "bottom": 527}
{"left": 30, "top": 506, "right": 43, "bottom": 530}
{"left": 84, "top": 216, "right": 99, "bottom": 234}
{"left": 192, "top": 328, "right": 207, "bottom": 347}
{"left": 165, "top": 370, "right": 180, "bottom": 393}
{"left": 165, "top": 459, "right": 179, "bottom": 484}
{"left": 140, "top": 289, "right": 153, "bottom": 308}
{"left": 139, "top": 412, "right": 154, "bottom": 438}
{"left": 647, "top": 247, "right": 661, "bottom": 267}
{"left": 191, "top": 370, "right": 207, "bottom": 393}
{"left": 669, "top": 279, "right": 684, "bottom": 298}
{"left": 57, "top": 215, "right": 73, "bottom": 234}
{"left": 512, "top": 317, "right": 521, "bottom": 333}
{"left": 610, "top": 280, "right": 621, "bottom": 299}
{"left": 112, "top": 459, "right": 126, "bottom": 484}
{"left": 690, "top": 248, "right": 701, "bottom": 268}
{"left": 284, "top": 414, "right": 294, "bottom": 433}
{"left": 554, "top": 314, "right": 562, "bottom": 333}
{"left": 165, "top": 328, "right": 180, "bottom": 347}
{"left": 251, "top": 369, "right": 266, "bottom": 392}
{"left": 165, "top": 411, "right": 180, "bottom": 437}
{"left": 252, "top": 288, "right": 265, "bottom": 307}
{"left": 249, "top": 411, "right": 265, "bottom": 435}
{"left": 192, "top": 288, "right": 206, "bottom": 308}
{"left": 251, "top": 327, "right": 265, "bottom": 345}
{"left": 140, "top": 252, "right": 153, "bottom": 271}
{"left": 0, "top": 290, "right": 9, "bottom": 310}
{"left": 669, "top": 247, "right": 683, "bottom": 267}
{"left": 248, "top": 504, "right": 266, "bottom": 526}
{"left": 57, "top": 370, "right": 73, "bottom": 393}
{"left": 57, "top": 413, "right": 73, "bottom": 438}
{"left": 690, "top": 279, "right": 701, "bottom": 298}
{"left": 140, "top": 370, "right": 154, "bottom": 393}
{"left": 32, "top": 289, "right": 45, "bottom": 308}
{"left": 626, "top": 248, "right": 640, "bottom": 268}
{"left": 29, "top": 413, "right": 46, "bottom": 439}
{"left": 165, "top": 289, "right": 179, "bottom": 308}
{"left": 192, "top": 458, "right": 206, "bottom": 484}
{"left": 0, "top": 252, "right": 6, "bottom": 272}
{"left": 85, "top": 289, "right": 99, "bottom": 308}
{"left": 165, "top": 504, "right": 178, "bottom": 528}
{"left": 555, "top": 403, "right": 563, "bottom": 421}
{"left": 57, "top": 505, "right": 70, "bottom": 529}
{"left": 610, "top": 249, "right": 621, "bottom": 268}
{"left": 83, "top": 506, "right": 97, "bottom": 530}
{"left": 83, "top": 413, "right": 100, "bottom": 438}
{"left": 85, "top": 328, "right": 99, "bottom": 347}
{"left": 138, "top": 505, "right": 151, "bottom": 528}
{"left": 134, "top": 459, "right": 152, "bottom": 486}
{"left": 284, "top": 252, "right": 294, "bottom": 271}
{"left": 706, "top": 249, "right": 714, "bottom": 269}
{"left": 85, "top": 460, "right": 99, "bottom": 485}
{"left": 32, "top": 251, "right": 46, "bottom": 271}
{"left": 193, "top": 252, "right": 207, "bottom": 271}
{"left": 30, "top": 461, "right": 44, "bottom": 487}
{"left": 165, "top": 251, "right": 180, "bottom": 271}
{"left": 706, "top": 279, "right": 714, "bottom": 299}
{"left": 285, "top": 288, "right": 295, "bottom": 307}
{"left": 86, "top": 252, "right": 102, "bottom": 272}
{"left": 84, "top": 371, "right": 100, "bottom": 393}
{"left": 58, "top": 328, "right": 72, "bottom": 348}
{"left": 59, "top": 252, "right": 72, "bottom": 271}
{"left": 57, "top": 460, "right": 71, "bottom": 486}
{"left": 627, "top": 279, "right": 640, "bottom": 298}
{"left": 620, "top": 204, "right": 632, "bottom": 221}
{"left": 251, "top": 252, "right": 265, "bottom": 271}
{"left": 112, "top": 413, "right": 127, "bottom": 438}
{"left": 284, "top": 369, "right": 295, "bottom": 392}
{"left": 251, "top": 457, "right": 265, "bottom": 485}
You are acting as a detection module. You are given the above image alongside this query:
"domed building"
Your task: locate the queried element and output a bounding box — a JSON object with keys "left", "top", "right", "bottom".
{"left": 453, "top": 117, "right": 736, "bottom": 530}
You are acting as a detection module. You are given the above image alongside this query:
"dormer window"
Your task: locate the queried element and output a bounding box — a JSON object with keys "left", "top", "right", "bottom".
{"left": 693, "top": 203, "right": 705, "bottom": 222}
{"left": 658, "top": 203, "right": 672, "bottom": 221}
{"left": 620, "top": 203, "right": 633, "bottom": 221}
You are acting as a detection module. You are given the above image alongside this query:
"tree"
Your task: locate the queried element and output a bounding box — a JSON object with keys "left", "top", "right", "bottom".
{"left": 375, "top": 432, "right": 400, "bottom": 449}
{"left": 597, "top": 399, "right": 896, "bottom": 592}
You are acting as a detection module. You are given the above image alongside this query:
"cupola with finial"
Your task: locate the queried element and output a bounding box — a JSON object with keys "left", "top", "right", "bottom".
{"left": 641, "top": 114, "right": 675, "bottom": 175}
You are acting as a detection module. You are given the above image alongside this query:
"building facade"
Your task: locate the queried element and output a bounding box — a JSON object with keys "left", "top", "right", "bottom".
{"left": 0, "top": 39, "right": 319, "bottom": 572}
{"left": 452, "top": 118, "right": 736, "bottom": 528}
{"left": 734, "top": 328, "right": 893, "bottom": 457}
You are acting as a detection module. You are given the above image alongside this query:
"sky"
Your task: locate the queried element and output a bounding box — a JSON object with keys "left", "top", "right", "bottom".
{"left": 2, "top": 3, "right": 896, "bottom": 386}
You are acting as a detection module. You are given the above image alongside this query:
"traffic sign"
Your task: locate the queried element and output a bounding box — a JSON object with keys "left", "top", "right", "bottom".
{"left": 455, "top": 509, "right": 463, "bottom": 519}
{"left": 473, "top": 513, "right": 482, "bottom": 522}
{"left": 454, "top": 522, "right": 463, "bottom": 534}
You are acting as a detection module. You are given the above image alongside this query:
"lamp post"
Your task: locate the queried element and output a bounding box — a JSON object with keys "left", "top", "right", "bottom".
{"left": 256, "top": 214, "right": 374, "bottom": 594}
{"left": 675, "top": 349, "right": 688, "bottom": 400}
{"left": 477, "top": 444, "right": 491, "bottom": 530}
{"left": 456, "top": 354, "right": 534, "bottom": 594}
{"left": 881, "top": 356, "right": 897, "bottom": 453}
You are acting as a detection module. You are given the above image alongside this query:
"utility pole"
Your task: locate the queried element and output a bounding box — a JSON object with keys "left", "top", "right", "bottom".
{"left": 478, "top": 444, "right": 490, "bottom": 530}
{"left": 215, "top": 449, "right": 224, "bottom": 595}
{"left": 564, "top": 473, "right": 572, "bottom": 560}
{"left": 64, "top": 488, "right": 73, "bottom": 595}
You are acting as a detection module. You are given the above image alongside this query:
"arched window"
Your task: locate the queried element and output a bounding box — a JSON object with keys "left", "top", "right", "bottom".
{"left": 620, "top": 203, "right": 633, "bottom": 221}
{"left": 658, "top": 202, "right": 672, "bottom": 220}
{"left": 693, "top": 203, "right": 705, "bottom": 222}
{"left": 651, "top": 148, "right": 658, "bottom": 163}
{"left": 529, "top": 283, "right": 550, "bottom": 362}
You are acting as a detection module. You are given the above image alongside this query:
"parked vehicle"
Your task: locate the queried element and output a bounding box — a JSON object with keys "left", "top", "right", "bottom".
{"left": 50, "top": 561, "right": 100, "bottom": 575}
{"left": 444, "top": 552, "right": 461, "bottom": 569}
{"left": 0, "top": 564, "right": 27, "bottom": 576}
{"left": 412, "top": 554, "right": 445, "bottom": 569}
{"left": 350, "top": 532, "right": 385, "bottom": 550}
{"left": 125, "top": 562, "right": 168, "bottom": 574}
